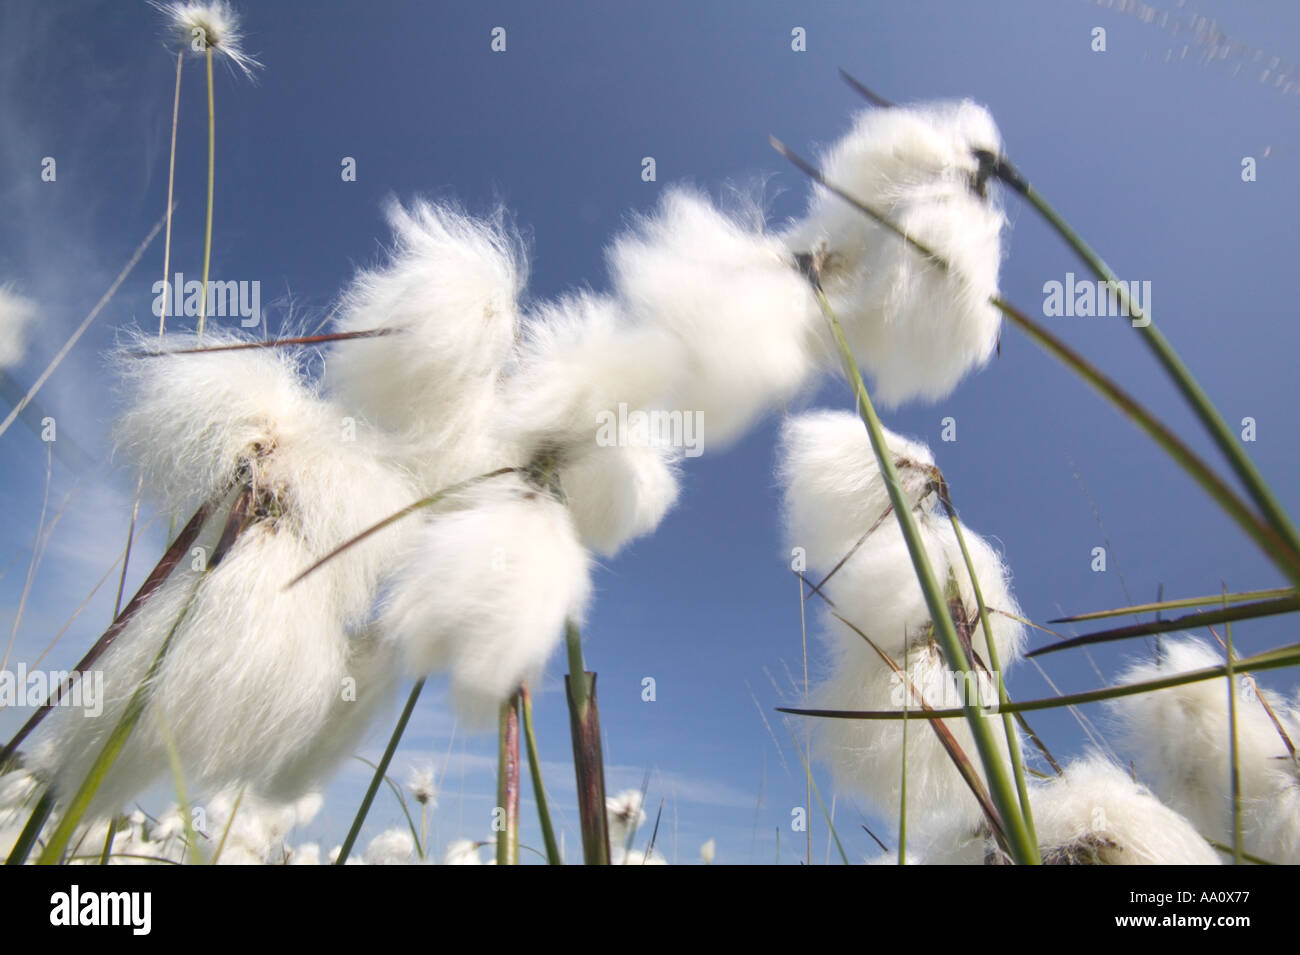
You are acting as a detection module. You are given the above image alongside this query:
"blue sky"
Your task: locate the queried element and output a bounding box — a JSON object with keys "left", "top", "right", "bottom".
{"left": 2, "top": 0, "right": 1299, "bottom": 864}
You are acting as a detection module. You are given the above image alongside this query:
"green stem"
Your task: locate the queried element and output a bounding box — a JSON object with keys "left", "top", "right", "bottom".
{"left": 778, "top": 641, "right": 1300, "bottom": 720}
{"left": 520, "top": 682, "right": 561, "bottom": 864}
{"left": 565, "top": 620, "right": 588, "bottom": 716}
{"left": 335, "top": 678, "right": 425, "bottom": 865}
{"left": 947, "top": 511, "right": 1038, "bottom": 849}
{"left": 1225, "top": 608, "right": 1242, "bottom": 865}
{"left": 771, "top": 138, "right": 1300, "bottom": 588}
{"left": 1012, "top": 179, "right": 1300, "bottom": 564}
{"left": 198, "top": 47, "right": 214, "bottom": 340}
{"left": 5, "top": 791, "right": 53, "bottom": 865}
{"left": 815, "top": 287, "right": 1039, "bottom": 864}
{"left": 898, "top": 643, "right": 908, "bottom": 866}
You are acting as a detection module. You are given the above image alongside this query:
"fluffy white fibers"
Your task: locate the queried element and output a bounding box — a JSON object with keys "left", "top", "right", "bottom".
{"left": 779, "top": 410, "right": 937, "bottom": 567}
{"left": 559, "top": 442, "right": 680, "bottom": 557}
{"left": 0, "top": 286, "right": 37, "bottom": 369}
{"left": 364, "top": 827, "right": 416, "bottom": 865}
{"left": 784, "top": 101, "right": 1007, "bottom": 406}
{"left": 778, "top": 410, "right": 1024, "bottom": 666}
{"left": 812, "top": 633, "right": 1019, "bottom": 827}
{"left": 382, "top": 473, "right": 591, "bottom": 724}
{"left": 36, "top": 355, "right": 417, "bottom": 812}
{"left": 780, "top": 410, "right": 1027, "bottom": 823}
{"left": 1112, "top": 637, "right": 1300, "bottom": 862}
{"left": 153, "top": 1, "right": 261, "bottom": 79}
{"left": 114, "top": 330, "right": 329, "bottom": 515}
{"left": 1027, "top": 756, "right": 1221, "bottom": 865}
{"left": 608, "top": 187, "right": 826, "bottom": 446}
{"left": 442, "top": 838, "right": 485, "bottom": 865}
{"left": 326, "top": 199, "right": 526, "bottom": 489}
{"left": 606, "top": 788, "right": 647, "bottom": 849}
{"left": 503, "top": 293, "right": 682, "bottom": 556}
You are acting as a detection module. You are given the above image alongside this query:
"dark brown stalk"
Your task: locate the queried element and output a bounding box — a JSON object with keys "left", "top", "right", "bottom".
{"left": 566, "top": 671, "right": 611, "bottom": 865}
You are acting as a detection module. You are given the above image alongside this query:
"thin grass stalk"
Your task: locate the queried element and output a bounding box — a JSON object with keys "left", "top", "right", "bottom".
{"left": 770, "top": 138, "right": 1300, "bottom": 587}
{"left": 4, "top": 791, "right": 53, "bottom": 865}
{"left": 1004, "top": 173, "right": 1300, "bottom": 563}
{"left": 335, "top": 677, "right": 425, "bottom": 865}
{"left": 130, "top": 328, "right": 398, "bottom": 358}
{"left": 787, "top": 727, "right": 849, "bottom": 865}
{"left": 945, "top": 510, "right": 1038, "bottom": 848}
{"left": 797, "top": 573, "right": 812, "bottom": 865}
{"left": 0, "top": 212, "right": 166, "bottom": 444}
{"left": 98, "top": 815, "right": 118, "bottom": 865}
{"left": 210, "top": 785, "right": 244, "bottom": 865}
{"left": 1225, "top": 608, "right": 1242, "bottom": 865}
{"left": 157, "top": 713, "right": 201, "bottom": 864}
{"left": 778, "top": 640, "right": 1300, "bottom": 720}
{"left": 811, "top": 286, "right": 1038, "bottom": 864}
{"left": 160, "top": 48, "right": 182, "bottom": 335}
{"left": 520, "top": 682, "right": 561, "bottom": 864}
{"left": 196, "top": 47, "right": 214, "bottom": 339}
{"left": 835, "top": 611, "right": 1008, "bottom": 848}
{"left": 350, "top": 756, "right": 423, "bottom": 858}
{"left": 1026, "top": 595, "right": 1300, "bottom": 658}
{"left": 495, "top": 693, "right": 520, "bottom": 866}
{"left": 1052, "top": 587, "right": 1296, "bottom": 623}
{"left": 285, "top": 467, "right": 519, "bottom": 590}
{"left": 995, "top": 298, "right": 1300, "bottom": 586}
{"left": 899, "top": 641, "right": 908, "bottom": 866}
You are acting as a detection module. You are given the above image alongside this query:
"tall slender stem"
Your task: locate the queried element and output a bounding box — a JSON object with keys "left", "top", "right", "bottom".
{"left": 1010, "top": 177, "right": 1300, "bottom": 564}
{"left": 520, "top": 682, "right": 561, "bottom": 864}
{"left": 197, "top": 47, "right": 214, "bottom": 339}
{"left": 815, "top": 286, "right": 1040, "bottom": 864}
{"left": 335, "top": 678, "right": 425, "bottom": 865}
{"left": 496, "top": 693, "right": 520, "bottom": 865}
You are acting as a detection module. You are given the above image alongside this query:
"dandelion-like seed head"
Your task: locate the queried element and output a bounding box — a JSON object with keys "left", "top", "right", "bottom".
{"left": 153, "top": 1, "right": 261, "bottom": 79}
{"left": 407, "top": 765, "right": 437, "bottom": 807}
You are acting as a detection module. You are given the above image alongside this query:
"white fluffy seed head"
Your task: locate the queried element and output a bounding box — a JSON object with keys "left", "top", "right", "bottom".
{"left": 441, "top": 838, "right": 484, "bottom": 865}
{"left": 785, "top": 101, "right": 1007, "bottom": 406}
{"left": 364, "top": 827, "right": 416, "bottom": 865}
{"left": 114, "top": 331, "right": 331, "bottom": 516}
{"left": 558, "top": 442, "right": 680, "bottom": 557}
{"left": 608, "top": 187, "right": 826, "bottom": 446}
{"left": 382, "top": 473, "right": 591, "bottom": 725}
{"left": 1112, "top": 636, "right": 1300, "bottom": 861}
{"left": 782, "top": 411, "right": 1027, "bottom": 823}
{"left": 0, "top": 286, "right": 37, "bottom": 369}
{"left": 152, "top": 1, "right": 261, "bottom": 79}
{"left": 36, "top": 369, "right": 417, "bottom": 812}
{"left": 778, "top": 409, "right": 937, "bottom": 566}
{"left": 326, "top": 199, "right": 527, "bottom": 490}
{"left": 1026, "top": 756, "right": 1221, "bottom": 865}
{"left": 504, "top": 293, "right": 679, "bottom": 453}
{"left": 813, "top": 634, "right": 1020, "bottom": 827}
{"left": 502, "top": 293, "right": 683, "bottom": 556}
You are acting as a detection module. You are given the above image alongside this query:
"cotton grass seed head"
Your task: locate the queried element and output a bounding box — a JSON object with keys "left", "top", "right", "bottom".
{"left": 326, "top": 199, "right": 526, "bottom": 491}
{"left": 1112, "top": 636, "right": 1300, "bottom": 861}
{"left": 608, "top": 187, "right": 826, "bottom": 446}
{"left": 382, "top": 472, "right": 592, "bottom": 725}
{"left": 785, "top": 100, "right": 1007, "bottom": 407}
{"left": 1026, "top": 756, "right": 1221, "bottom": 865}
{"left": 153, "top": 1, "right": 261, "bottom": 79}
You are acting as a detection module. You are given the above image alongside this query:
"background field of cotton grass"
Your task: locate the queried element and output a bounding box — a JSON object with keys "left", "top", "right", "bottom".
{"left": 1, "top": 0, "right": 1298, "bottom": 863}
